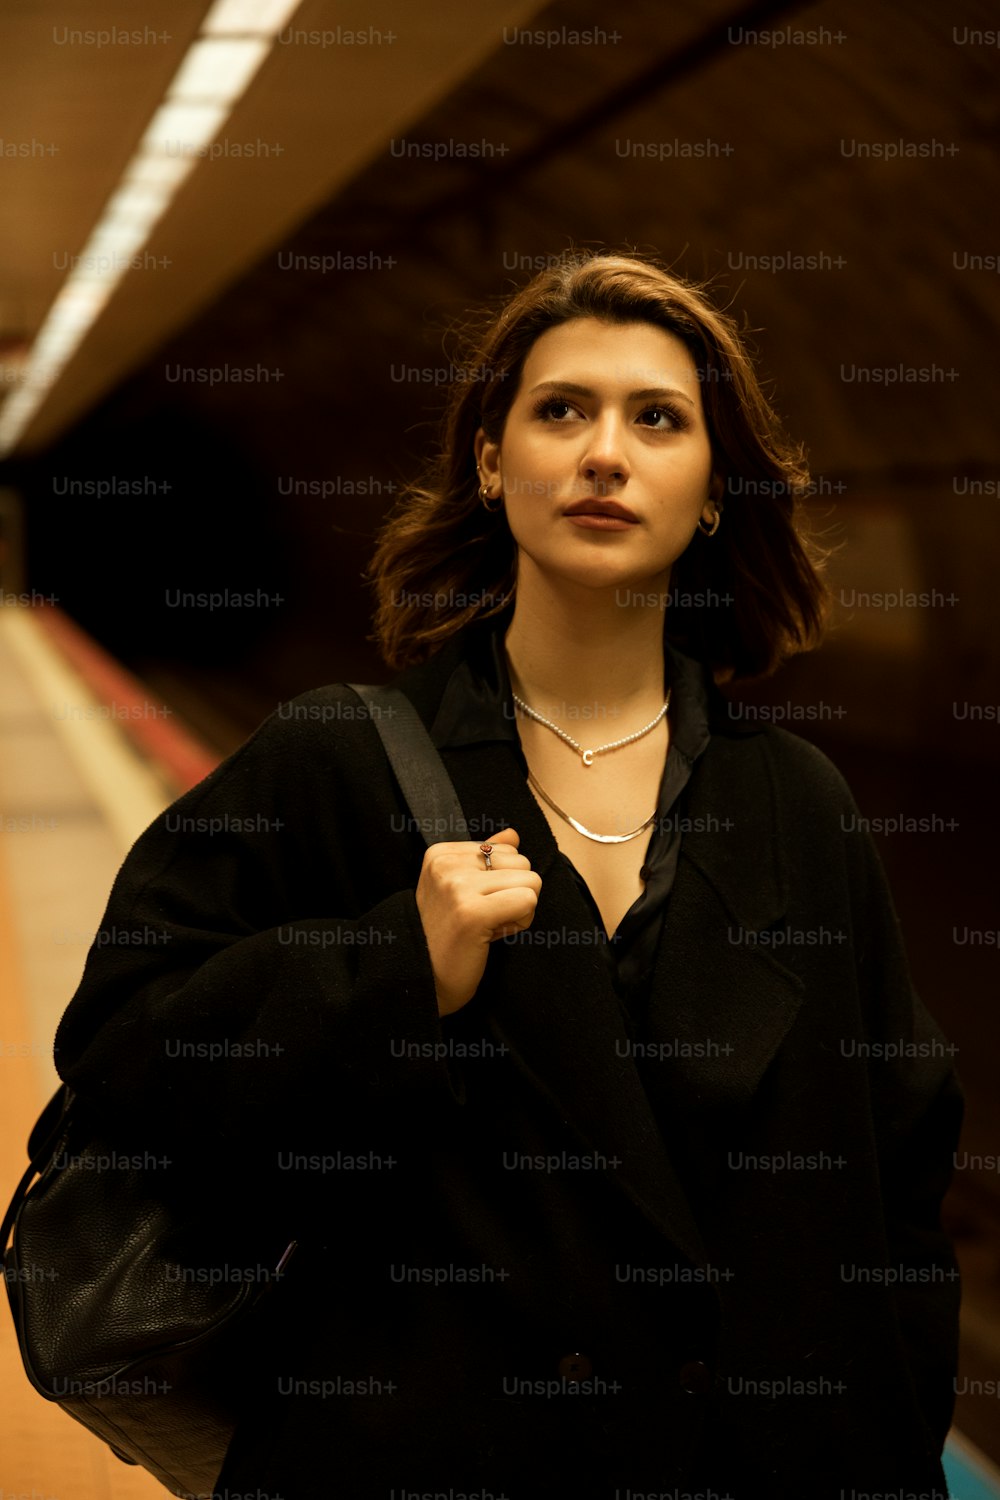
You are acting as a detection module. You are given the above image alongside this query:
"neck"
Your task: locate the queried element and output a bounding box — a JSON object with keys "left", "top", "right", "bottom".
{"left": 503, "top": 562, "right": 670, "bottom": 719}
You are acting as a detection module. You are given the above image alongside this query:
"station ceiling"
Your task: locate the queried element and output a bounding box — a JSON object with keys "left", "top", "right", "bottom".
{"left": 1, "top": 0, "right": 997, "bottom": 756}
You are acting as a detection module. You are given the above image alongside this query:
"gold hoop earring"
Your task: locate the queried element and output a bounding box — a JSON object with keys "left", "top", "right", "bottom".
{"left": 480, "top": 484, "right": 503, "bottom": 513}
{"left": 697, "top": 509, "right": 721, "bottom": 537}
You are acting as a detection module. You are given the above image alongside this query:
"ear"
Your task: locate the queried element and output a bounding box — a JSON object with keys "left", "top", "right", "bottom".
{"left": 474, "top": 427, "right": 501, "bottom": 487}
{"left": 699, "top": 469, "right": 725, "bottom": 530}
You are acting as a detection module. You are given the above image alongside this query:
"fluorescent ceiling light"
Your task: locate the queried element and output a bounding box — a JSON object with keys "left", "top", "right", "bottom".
{"left": 63, "top": 259, "right": 134, "bottom": 297}
{"left": 169, "top": 37, "right": 270, "bottom": 105}
{"left": 0, "top": 390, "right": 38, "bottom": 442}
{"left": 101, "top": 185, "right": 173, "bottom": 234}
{"left": 139, "top": 101, "right": 229, "bottom": 157}
{"left": 32, "top": 325, "right": 94, "bottom": 370}
{"left": 125, "top": 154, "right": 197, "bottom": 191}
{"left": 0, "top": 0, "right": 304, "bottom": 453}
{"left": 49, "top": 282, "right": 114, "bottom": 319}
{"left": 200, "top": 0, "right": 303, "bottom": 37}
{"left": 35, "top": 299, "right": 109, "bottom": 356}
{"left": 81, "top": 218, "right": 155, "bottom": 266}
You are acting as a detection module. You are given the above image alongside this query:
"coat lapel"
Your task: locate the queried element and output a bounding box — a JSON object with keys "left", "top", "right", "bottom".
{"left": 642, "top": 730, "right": 806, "bottom": 1121}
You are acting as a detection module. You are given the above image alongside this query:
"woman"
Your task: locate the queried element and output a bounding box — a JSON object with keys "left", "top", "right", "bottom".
{"left": 52, "top": 251, "right": 962, "bottom": 1498}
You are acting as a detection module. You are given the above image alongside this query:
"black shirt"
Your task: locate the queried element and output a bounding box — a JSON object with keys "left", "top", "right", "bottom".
{"left": 428, "top": 620, "right": 713, "bottom": 1033}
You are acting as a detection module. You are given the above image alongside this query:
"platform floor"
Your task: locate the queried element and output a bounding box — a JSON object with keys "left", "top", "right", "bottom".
{"left": 1, "top": 604, "right": 998, "bottom": 1497}
{"left": 0, "top": 609, "right": 174, "bottom": 1496}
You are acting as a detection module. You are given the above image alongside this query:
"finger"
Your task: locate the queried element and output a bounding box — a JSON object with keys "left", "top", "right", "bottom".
{"left": 490, "top": 923, "right": 528, "bottom": 941}
{"left": 426, "top": 839, "right": 491, "bottom": 859}
{"left": 478, "top": 887, "right": 539, "bottom": 938}
{"left": 487, "top": 827, "right": 520, "bottom": 846}
{"left": 470, "top": 844, "right": 532, "bottom": 872}
{"left": 425, "top": 835, "right": 526, "bottom": 863}
{"left": 473, "top": 870, "right": 542, "bottom": 898}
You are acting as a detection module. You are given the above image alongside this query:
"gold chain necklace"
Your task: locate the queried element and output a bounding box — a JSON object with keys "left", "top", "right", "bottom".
{"left": 525, "top": 769, "right": 658, "bottom": 844}
{"left": 512, "top": 688, "right": 670, "bottom": 844}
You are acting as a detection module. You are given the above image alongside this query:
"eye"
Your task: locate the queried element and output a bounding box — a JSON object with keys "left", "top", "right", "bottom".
{"left": 637, "top": 404, "right": 688, "bottom": 431}
{"left": 532, "top": 397, "right": 579, "bottom": 422}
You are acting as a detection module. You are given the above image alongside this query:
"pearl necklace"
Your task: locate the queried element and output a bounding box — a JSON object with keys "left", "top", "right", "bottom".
{"left": 511, "top": 690, "right": 671, "bottom": 766}
{"left": 512, "top": 687, "right": 671, "bottom": 844}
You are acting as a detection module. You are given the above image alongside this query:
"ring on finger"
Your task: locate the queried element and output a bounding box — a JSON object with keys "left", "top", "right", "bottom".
{"left": 479, "top": 842, "right": 494, "bottom": 871}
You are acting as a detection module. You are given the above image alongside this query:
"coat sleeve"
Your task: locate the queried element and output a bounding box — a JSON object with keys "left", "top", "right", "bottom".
{"left": 842, "top": 808, "right": 964, "bottom": 1456}
{"left": 51, "top": 690, "right": 464, "bottom": 1168}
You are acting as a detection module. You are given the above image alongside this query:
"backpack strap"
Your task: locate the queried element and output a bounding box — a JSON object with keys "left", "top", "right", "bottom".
{"left": 345, "top": 684, "right": 471, "bottom": 847}
{"left": 1, "top": 1084, "right": 74, "bottom": 1254}
{"left": 3, "top": 685, "right": 469, "bottom": 1241}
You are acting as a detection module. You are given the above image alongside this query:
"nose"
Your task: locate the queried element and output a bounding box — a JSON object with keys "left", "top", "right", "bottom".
{"left": 579, "top": 413, "right": 629, "bottom": 493}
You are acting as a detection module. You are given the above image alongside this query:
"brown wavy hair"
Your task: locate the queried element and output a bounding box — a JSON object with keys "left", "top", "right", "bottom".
{"left": 367, "top": 249, "right": 830, "bottom": 678}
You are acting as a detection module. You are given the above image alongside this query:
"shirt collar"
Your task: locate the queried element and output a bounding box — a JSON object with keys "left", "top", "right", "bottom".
{"left": 429, "top": 614, "right": 715, "bottom": 766}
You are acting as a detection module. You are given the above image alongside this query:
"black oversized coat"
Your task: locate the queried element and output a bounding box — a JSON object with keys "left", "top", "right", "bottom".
{"left": 52, "top": 625, "right": 964, "bottom": 1500}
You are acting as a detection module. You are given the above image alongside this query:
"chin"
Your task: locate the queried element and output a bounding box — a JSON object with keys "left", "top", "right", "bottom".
{"left": 514, "top": 536, "right": 676, "bottom": 596}
{"left": 540, "top": 563, "right": 671, "bottom": 599}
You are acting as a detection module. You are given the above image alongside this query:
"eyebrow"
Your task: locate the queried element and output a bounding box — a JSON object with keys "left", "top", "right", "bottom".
{"left": 527, "top": 379, "right": 696, "bottom": 408}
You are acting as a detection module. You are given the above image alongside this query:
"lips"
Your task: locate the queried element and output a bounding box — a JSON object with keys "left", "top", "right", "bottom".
{"left": 563, "top": 498, "right": 639, "bottom": 522}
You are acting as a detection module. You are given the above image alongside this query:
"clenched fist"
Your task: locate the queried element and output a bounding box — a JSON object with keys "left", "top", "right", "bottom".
{"left": 414, "top": 827, "right": 542, "bottom": 1016}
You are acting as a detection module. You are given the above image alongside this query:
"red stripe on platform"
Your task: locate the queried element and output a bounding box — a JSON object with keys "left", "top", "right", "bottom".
{"left": 31, "top": 605, "right": 221, "bottom": 793}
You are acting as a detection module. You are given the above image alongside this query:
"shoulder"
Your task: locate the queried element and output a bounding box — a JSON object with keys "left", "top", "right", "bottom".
{"left": 759, "top": 724, "right": 857, "bottom": 807}
{"left": 262, "top": 683, "right": 390, "bottom": 744}
{"left": 169, "top": 634, "right": 462, "bottom": 822}
{"left": 138, "top": 685, "right": 393, "bottom": 845}
{"left": 250, "top": 637, "right": 461, "bottom": 754}
{"left": 705, "top": 717, "right": 858, "bottom": 815}
{"left": 702, "top": 724, "right": 872, "bottom": 903}
{"left": 176, "top": 647, "right": 461, "bottom": 817}
{"left": 752, "top": 729, "right": 889, "bottom": 911}
{"left": 200, "top": 683, "right": 375, "bottom": 780}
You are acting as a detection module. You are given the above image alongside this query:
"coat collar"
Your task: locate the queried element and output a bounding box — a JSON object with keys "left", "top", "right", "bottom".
{"left": 425, "top": 609, "right": 717, "bottom": 766}
{"left": 390, "top": 621, "right": 804, "bottom": 1272}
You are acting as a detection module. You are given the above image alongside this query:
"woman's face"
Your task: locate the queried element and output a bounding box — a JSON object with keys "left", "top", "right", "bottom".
{"left": 475, "top": 317, "right": 721, "bottom": 596}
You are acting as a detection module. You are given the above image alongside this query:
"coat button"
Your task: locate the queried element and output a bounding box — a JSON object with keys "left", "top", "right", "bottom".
{"left": 558, "top": 1352, "right": 593, "bottom": 1381}
{"left": 678, "top": 1360, "right": 712, "bottom": 1394}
